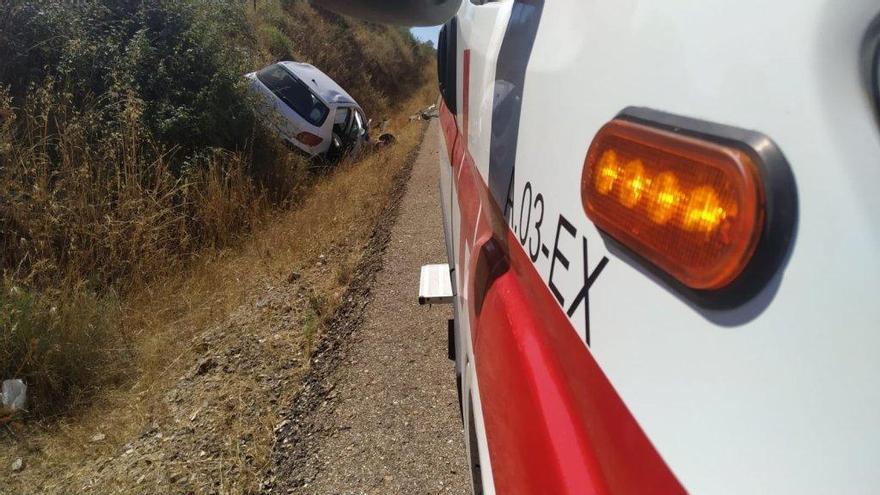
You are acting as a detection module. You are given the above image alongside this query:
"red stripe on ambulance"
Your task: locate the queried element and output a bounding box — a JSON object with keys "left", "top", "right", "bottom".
{"left": 439, "top": 99, "right": 685, "bottom": 494}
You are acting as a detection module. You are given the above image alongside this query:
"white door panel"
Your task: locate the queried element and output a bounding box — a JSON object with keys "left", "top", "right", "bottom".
{"left": 509, "top": 0, "right": 880, "bottom": 492}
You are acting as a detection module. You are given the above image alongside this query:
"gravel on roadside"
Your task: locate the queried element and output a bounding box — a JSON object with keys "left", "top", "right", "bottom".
{"left": 263, "top": 120, "right": 470, "bottom": 495}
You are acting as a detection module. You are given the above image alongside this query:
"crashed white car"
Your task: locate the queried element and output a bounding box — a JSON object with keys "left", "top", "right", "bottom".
{"left": 245, "top": 61, "right": 368, "bottom": 159}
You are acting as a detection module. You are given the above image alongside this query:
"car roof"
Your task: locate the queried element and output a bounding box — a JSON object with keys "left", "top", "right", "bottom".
{"left": 278, "top": 61, "right": 358, "bottom": 108}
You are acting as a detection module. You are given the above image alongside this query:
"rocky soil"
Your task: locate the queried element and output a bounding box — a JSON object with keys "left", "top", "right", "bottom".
{"left": 263, "top": 120, "right": 470, "bottom": 494}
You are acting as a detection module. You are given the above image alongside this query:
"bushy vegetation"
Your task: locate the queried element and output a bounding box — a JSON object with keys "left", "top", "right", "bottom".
{"left": 0, "top": 0, "right": 258, "bottom": 152}
{"left": 0, "top": 0, "right": 434, "bottom": 416}
{"left": 252, "top": 0, "right": 435, "bottom": 115}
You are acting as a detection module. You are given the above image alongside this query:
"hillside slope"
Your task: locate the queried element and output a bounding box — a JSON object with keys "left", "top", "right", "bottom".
{"left": 0, "top": 0, "right": 434, "bottom": 418}
{"left": 1, "top": 1, "right": 440, "bottom": 492}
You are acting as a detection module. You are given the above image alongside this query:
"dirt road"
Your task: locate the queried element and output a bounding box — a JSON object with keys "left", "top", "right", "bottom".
{"left": 265, "top": 120, "right": 471, "bottom": 494}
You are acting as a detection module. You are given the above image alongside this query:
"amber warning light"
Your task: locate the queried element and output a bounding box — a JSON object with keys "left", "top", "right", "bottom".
{"left": 582, "top": 118, "right": 765, "bottom": 290}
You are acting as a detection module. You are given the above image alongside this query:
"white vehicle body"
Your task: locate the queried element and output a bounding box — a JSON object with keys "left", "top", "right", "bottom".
{"left": 315, "top": 0, "right": 880, "bottom": 493}
{"left": 437, "top": 1, "right": 880, "bottom": 493}
{"left": 245, "top": 61, "right": 368, "bottom": 158}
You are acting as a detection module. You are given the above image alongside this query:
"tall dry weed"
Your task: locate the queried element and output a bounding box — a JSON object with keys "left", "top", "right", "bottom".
{"left": 0, "top": 79, "right": 304, "bottom": 415}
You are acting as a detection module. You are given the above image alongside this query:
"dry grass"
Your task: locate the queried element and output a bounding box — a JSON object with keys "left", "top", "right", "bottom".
{"left": 0, "top": 81, "right": 309, "bottom": 417}
{"left": 0, "top": 0, "right": 435, "bottom": 418}
{"left": 0, "top": 85, "right": 437, "bottom": 493}
{"left": 130, "top": 110, "right": 429, "bottom": 383}
{"left": 0, "top": 0, "right": 438, "bottom": 489}
{"left": 0, "top": 82, "right": 304, "bottom": 292}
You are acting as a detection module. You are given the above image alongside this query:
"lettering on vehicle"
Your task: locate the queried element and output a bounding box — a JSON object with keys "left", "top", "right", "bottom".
{"left": 507, "top": 180, "right": 609, "bottom": 345}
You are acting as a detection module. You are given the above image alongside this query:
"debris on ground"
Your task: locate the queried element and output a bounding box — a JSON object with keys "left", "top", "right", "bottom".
{"left": 193, "top": 356, "right": 218, "bottom": 376}
{"left": 409, "top": 103, "right": 439, "bottom": 121}
{"left": 1, "top": 379, "right": 27, "bottom": 413}
{"left": 368, "top": 118, "right": 397, "bottom": 149}
{"left": 11, "top": 457, "right": 24, "bottom": 473}
{"left": 377, "top": 133, "right": 397, "bottom": 145}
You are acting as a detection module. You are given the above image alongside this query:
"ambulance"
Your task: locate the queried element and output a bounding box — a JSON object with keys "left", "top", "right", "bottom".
{"left": 320, "top": 1, "right": 880, "bottom": 493}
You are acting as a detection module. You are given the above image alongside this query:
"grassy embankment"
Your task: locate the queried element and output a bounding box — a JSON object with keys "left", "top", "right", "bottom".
{"left": 0, "top": 0, "right": 434, "bottom": 426}
{"left": 1, "top": 0, "right": 437, "bottom": 491}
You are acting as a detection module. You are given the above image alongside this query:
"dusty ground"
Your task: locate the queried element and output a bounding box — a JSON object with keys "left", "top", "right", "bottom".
{"left": 264, "top": 119, "right": 470, "bottom": 495}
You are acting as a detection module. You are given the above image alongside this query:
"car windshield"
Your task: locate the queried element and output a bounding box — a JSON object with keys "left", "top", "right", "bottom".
{"left": 256, "top": 64, "right": 329, "bottom": 126}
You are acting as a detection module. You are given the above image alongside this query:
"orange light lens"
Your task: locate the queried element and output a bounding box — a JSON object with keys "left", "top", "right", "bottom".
{"left": 582, "top": 119, "right": 764, "bottom": 289}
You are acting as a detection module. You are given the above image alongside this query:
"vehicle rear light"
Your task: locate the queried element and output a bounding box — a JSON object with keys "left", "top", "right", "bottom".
{"left": 295, "top": 131, "right": 323, "bottom": 147}
{"left": 582, "top": 118, "right": 765, "bottom": 290}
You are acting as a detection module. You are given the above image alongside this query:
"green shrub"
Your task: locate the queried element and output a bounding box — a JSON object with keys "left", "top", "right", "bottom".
{"left": 260, "top": 25, "right": 296, "bottom": 60}
{"left": 120, "top": 0, "right": 258, "bottom": 152}
{"left": 0, "top": 0, "right": 258, "bottom": 154}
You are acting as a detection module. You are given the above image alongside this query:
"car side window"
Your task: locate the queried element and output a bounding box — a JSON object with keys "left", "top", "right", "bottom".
{"left": 256, "top": 64, "right": 329, "bottom": 126}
